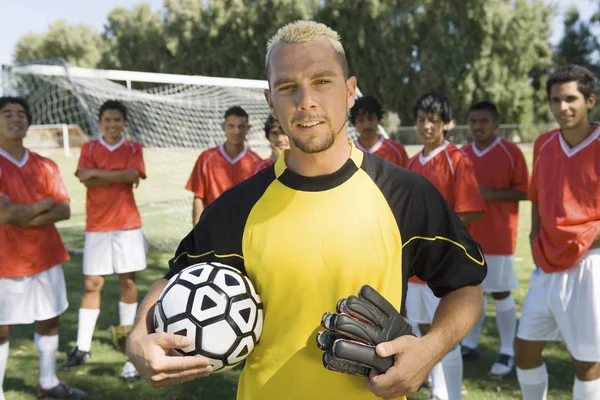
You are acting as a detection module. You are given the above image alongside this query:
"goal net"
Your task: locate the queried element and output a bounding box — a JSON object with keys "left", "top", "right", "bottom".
{"left": 2, "top": 59, "right": 370, "bottom": 253}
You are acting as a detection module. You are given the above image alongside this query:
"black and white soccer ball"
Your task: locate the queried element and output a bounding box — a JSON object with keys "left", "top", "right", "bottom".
{"left": 153, "top": 261, "right": 263, "bottom": 372}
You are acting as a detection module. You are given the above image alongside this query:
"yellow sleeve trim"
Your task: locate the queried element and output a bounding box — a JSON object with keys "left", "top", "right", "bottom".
{"left": 172, "top": 250, "right": 244, "bottom": 264}
{"left": 402, "top": 236, "right": 485, "bottom": 266}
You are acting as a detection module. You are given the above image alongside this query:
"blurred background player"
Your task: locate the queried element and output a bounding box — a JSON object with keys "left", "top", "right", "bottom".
{"left": 255, "top": 115, "right": 289, "bottom": 172}
{"left": 186, "top": 106, "right": 262, "bottom": 225}
{"left": 405, "top": 92, "right": 485, "bottom": 400}
{"left": 350, "top": 95, "right": 408, "bottom": 167}
{"left": 62, "top": 100, "right": 147, "bottom": 381}
{"left": 0, "top": 97, "right": 86, "bottom": 399}
{"left": 515, "top": 65, "right": 600, "bottom": 400}
{"left": 461, "top": 101, "right": 529, "bottom": 377}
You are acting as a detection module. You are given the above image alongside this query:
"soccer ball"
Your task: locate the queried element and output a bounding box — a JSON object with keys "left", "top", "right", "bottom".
{"left": 153, "top": 262, "right": 263, "bottom": 372}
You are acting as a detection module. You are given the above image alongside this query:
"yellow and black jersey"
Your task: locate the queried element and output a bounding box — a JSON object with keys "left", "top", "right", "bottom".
{"left": 166, "top": 142, "right": 486, "bottom": 400}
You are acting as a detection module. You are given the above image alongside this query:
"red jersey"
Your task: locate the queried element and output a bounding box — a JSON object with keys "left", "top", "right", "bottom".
{"left": 463, "top": 137, "right": 529, "bottom": 255}
{"left": 354, "top": 136, "right": 409, "bottom": 167}
{"left": 186, "top": 144, "right": 262, "bottom": 207}
{"left": 529, "top": 127, "right": 600, "bottom": 273}
{"left": 76, "top": 137, "right": 146, "bottom": 232}
{"left": 255, "top": 158, "right": 275, "bottom": 174}
{"left": 0, "top": 148, "right": 70, "bottom": 278}
{"left": 407, "top": 140, "right": 485, "bottom": 284}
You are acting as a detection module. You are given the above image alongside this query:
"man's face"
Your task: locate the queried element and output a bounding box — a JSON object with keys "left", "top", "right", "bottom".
{"left": 99, "top": 109, "right": 126, "bottom": 142}
{"left": 0, "top": 103, "right": 29, "bottom": 142}
{"left": 265, "top": 38, "right": 356, "bottom": 154}
{"left": 415, "top": 109, "right": 447, "bottom": 147}
{"left": 549, "top": 81, "right": 596, "bottom": 130}
{"left": 222, "top": 115, "right": 250, "bottom": 146}
{"left": 354, "top": 112, "right": 379, "bottom": 139}
{"left": 468, "top": 110, "right": 497, "bottom": 143}
{"left": 267, "top": 121, "right": 290, "bottom": 157}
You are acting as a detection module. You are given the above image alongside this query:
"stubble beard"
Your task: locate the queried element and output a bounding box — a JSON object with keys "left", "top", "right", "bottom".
{"left": 291, "top": 119, "right": 345, "bottom": 154}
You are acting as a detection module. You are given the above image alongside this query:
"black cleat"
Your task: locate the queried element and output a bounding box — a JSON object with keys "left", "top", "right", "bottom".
{"left": 460, "top": 345, "right": 480, "bottom": 359}
{"left": 61, "top": 347, "right": 90, "bottom": 369}
{"left": 37, "top": 382, "right": 87, "bottom": 398}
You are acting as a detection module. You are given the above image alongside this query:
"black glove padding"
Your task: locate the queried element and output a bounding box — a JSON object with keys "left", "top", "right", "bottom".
{"left": 317, "top": 285, "right": 414, "bottom": 376}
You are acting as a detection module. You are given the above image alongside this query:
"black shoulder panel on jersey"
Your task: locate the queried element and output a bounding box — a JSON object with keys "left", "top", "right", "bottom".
{"left": 360, "top": 153, "right": 486, "bottom": 302}
{"left": 166, "top": 165, "right": 276, "bottom": 278}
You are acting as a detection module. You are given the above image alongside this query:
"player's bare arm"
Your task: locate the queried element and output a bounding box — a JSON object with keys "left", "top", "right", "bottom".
{"left": 127, "top": 279, "right": 213, "bottom": 387}
{"left": 192, "top": 198, "right": 204, "bottom": 226}
{"left": 0, "top": 196, "right": 54, "bottom": 225}
{"left": 78, "top": 168, "right": 140, "bottom": 185}
{"left": 529, "top": 203, "right": 541, "bottom": 264}
{"left": 458, "top": 211, "right": 483, "bottom": 226}
{"left": 479, "top": 185, "right": 528, "bottom": 202}
{"left": 26, "top": 200, "right": 70, "bottom": 227}
{"left": 367, "top": 285, "right": 483, "bottom": 398}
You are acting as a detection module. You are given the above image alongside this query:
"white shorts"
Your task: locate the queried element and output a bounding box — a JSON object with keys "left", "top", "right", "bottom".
{"left": 0, "top": 265, "right": 68, "bottom": 325}
{"left": 83, "top": 228, "right": 147, "bottom": 276}
{"left": 405, "top": 282, "right": 440, "bottom": 325}
{"left": 516, "top": 249, "right": 600, "bottom": 362}
{"left": 481, "top": 255, "right": 518, "bottom": 293}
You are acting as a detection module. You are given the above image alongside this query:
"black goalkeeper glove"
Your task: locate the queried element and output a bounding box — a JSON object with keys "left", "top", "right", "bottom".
{"left": 316, "top": 285, "right": 414, "bottom": 377}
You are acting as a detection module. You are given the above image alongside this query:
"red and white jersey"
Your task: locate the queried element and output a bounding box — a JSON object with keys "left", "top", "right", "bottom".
{"left": 0, "top": 148, "right": 70, "bottom": 278}
{"left": 354, "top": 136, "right": 409, "bottom": 167}
{"left": 255, "top": 158, "right": 275, "bottom": 174}
{"left": 463, "top": 137, "right": 529, "bottom": 255}
{"left": 76, "top": 137, "right": 146, "bottom": 232}
{"left": 407, "top": 140, "right": 485, "bottom": 284}
{"left": 186, "top": 144, "right": 262, "bottom": 207}
{"left": 529, "top": 126, "right": 600, "bottom": 273}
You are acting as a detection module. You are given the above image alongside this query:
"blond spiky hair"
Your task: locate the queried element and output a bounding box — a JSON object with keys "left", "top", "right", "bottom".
{"left": 265, "top": 20, "right": 349, "bottom": 78}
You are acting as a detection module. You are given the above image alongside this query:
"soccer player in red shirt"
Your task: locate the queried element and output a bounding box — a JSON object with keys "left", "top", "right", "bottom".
{"left": 406, "top": 92, "right": 485, "bottom": 400}
{"left": 0, "top": 97, "right": 86, "bottom": 398}
{"left": 350, "top": 95, "right": 408, "bottom": 167}
{"left": 461, "top": 101, "right": 529, "bottom": 377}
{"left": 62, "top": 101, "right": 146, "bottom": 381}
{"left": 515, "top": 65, "right": 600, "bottom": 399}
{"left": 186, "top": 106, "right": 262, "bottom": 225}
{"left": 255, "top": 115, "right": 289, "bottom": 173}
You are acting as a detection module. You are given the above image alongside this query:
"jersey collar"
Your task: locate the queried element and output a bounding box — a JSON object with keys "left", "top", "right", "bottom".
{"left": 0, "top": 147, "right": 29, "bottom": 168}
{"left": 274, "top": 142, "right": 364, "bottom": 192}
{"left": 354, "top": 135, "right": 385, "bottom": 154}
{"left": 419, "top": 140, "right": 450, "bottom": 165}
{"left": 471, "top": 136, "right": 501, "bottom": 157}
{"left": 218, "top": 143, "right": 248, "bottom": 164}
{"left": 558, "top": 124, "right": 600, "bottom": 158}
{"left": 99, "top": 136, "right": 125, "bottom": 152}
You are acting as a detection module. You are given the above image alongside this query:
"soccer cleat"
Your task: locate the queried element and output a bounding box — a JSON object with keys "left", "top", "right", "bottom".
{"left": 460, "top": 345, "right": 480, "bottom": 359}
{"left": 489, "top": 354, "right": 515, "bottom": 377}
{"left": 60, "top": 347, "right": 90, "bottom": 369}
{"left": 36, "top": 382, "right": 87, "bottom": 398}
{"left": 119, "top": 361, "right": 140, "bottom": 381}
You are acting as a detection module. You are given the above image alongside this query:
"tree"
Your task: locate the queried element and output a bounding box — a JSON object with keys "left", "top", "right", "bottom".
{"left": 14, "top": 21, "right": 105, "bottom": 67}
{"left": 555, "top": 7, "right": 600, "bottom": 75}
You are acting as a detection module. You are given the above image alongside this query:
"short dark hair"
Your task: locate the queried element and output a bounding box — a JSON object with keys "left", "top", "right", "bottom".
{"left": 99, "top": 100, "right": 128, "bottom": 120}
{"left": 350, "top": 95, "right": 383, "bottom": 125}
{"left": 413, "top": 92, "right": 452, "bottom": 123}
{"left": 0, "top": 96, "right": 32, "bottom": 125}
{"left": 264, "top": 115, "right": 278, "bottom": 139}
{"left": 224, "top": 106, "right": 249, "bottom": 121}
{"left": 469, "top": 101, "right": 499, "bottom": 121}
{"left": 546, "top": 64, "right": 598, "bottom": 100}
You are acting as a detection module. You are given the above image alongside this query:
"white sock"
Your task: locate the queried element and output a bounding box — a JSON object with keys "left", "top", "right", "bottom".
{"left": 442, "top": 346, "right": 463, "bottom": 400}
{"left": 118, "top": 302, "right": 138, "bottom": 326}
{"left": 76, "top": 308, "right": 100, "bottom": 352}
{"left": 495, "top": 296, "right": 517, "bottom": 356}
{"left": 462, "top": 295, "right": 486, "bottom": 349}
{"left": 34, "top": 333, "right": 60, "bottom": 390}
{"left": 430, "top": 361, "right": 449, "bottom": 400}
{"left": 573, "top": 377, "right": 600, "bottom": 400}
{"left": 517, "top": 364, "right": 548, "bottom": 400}
{"left": 0, "top": 342, "right": 8, "bottom": 399}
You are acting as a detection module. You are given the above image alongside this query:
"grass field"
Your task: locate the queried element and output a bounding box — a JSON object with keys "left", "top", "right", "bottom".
{"left": 4, "top": 145, "right": 577, "bottom": 400}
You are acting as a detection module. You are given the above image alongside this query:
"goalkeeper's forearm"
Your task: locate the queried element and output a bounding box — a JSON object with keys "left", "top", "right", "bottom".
{"left": 131, "top": 279, "right": 169, "bottom": 337}
{"left": 423, "top": 285, "right": 483, "bottom": 362}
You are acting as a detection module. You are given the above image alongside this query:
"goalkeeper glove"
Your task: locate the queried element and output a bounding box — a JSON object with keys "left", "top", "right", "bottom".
{"left": 316, "top": 285, "right": 414, "bottom": 376}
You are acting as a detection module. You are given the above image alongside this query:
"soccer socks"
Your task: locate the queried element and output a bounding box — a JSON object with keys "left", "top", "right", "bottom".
{"left": 495, "top": 296, "right": 517, "bottom": 356}
{"left": 34, "top": 333, "right": 60, "bottom": 390}
{"left": 430, "top": 361, "right": 449, "bottom": 400}
{"left": 517, "top": 364, "right": 548, "bottom": 400}
{"left": 442, "top": 346, "right": 463, "bottom": 400}
{"left": 0, "top": 341, "right": 8, "bottom": 399}
{"left": 462, "top": 295, "right": 486, "bottom": 350}
{"left": 118, "top": 302, "right": 138, "bottom": 326}
{"left": 76, "top": 308, "right": 100, "bottom": 352}
{"left": 573, "top": 377, "right": 600, "bottom": 400}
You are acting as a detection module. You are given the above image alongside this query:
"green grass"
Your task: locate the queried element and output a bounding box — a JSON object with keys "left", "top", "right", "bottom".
{"left": 4, "top": 146, "right": 575, "bottom": 399}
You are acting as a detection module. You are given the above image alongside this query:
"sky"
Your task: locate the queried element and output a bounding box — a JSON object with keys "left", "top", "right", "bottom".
{"left": 0, "top": 0, "right": 597, "bottom": 68}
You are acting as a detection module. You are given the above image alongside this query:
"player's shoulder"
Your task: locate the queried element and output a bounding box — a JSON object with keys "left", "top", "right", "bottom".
{"left": 124, "top": 139, "right": 143, "bottom": 152}
{"left": 383, "top": 138, "right": 406, "bottom": 150}
{"left": 497, "top": 137, "right": 524, "bottom": 155}
{"left": 245, "top": 148, "right": 262, "bottom": 160}
{"left": 27, "top": 150, "right": 60, "bottom": 173}
{"left": 444, "top": 142, "right": 471, "bottom": 163}
{"left": 81, "top": 139, "right": 99, "bottom": 151}
{"left": 197, "top": 145, "right": 221, "bottom": 161}
{"left": 534, "top": 128, "right": 561, "bottom": 147}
